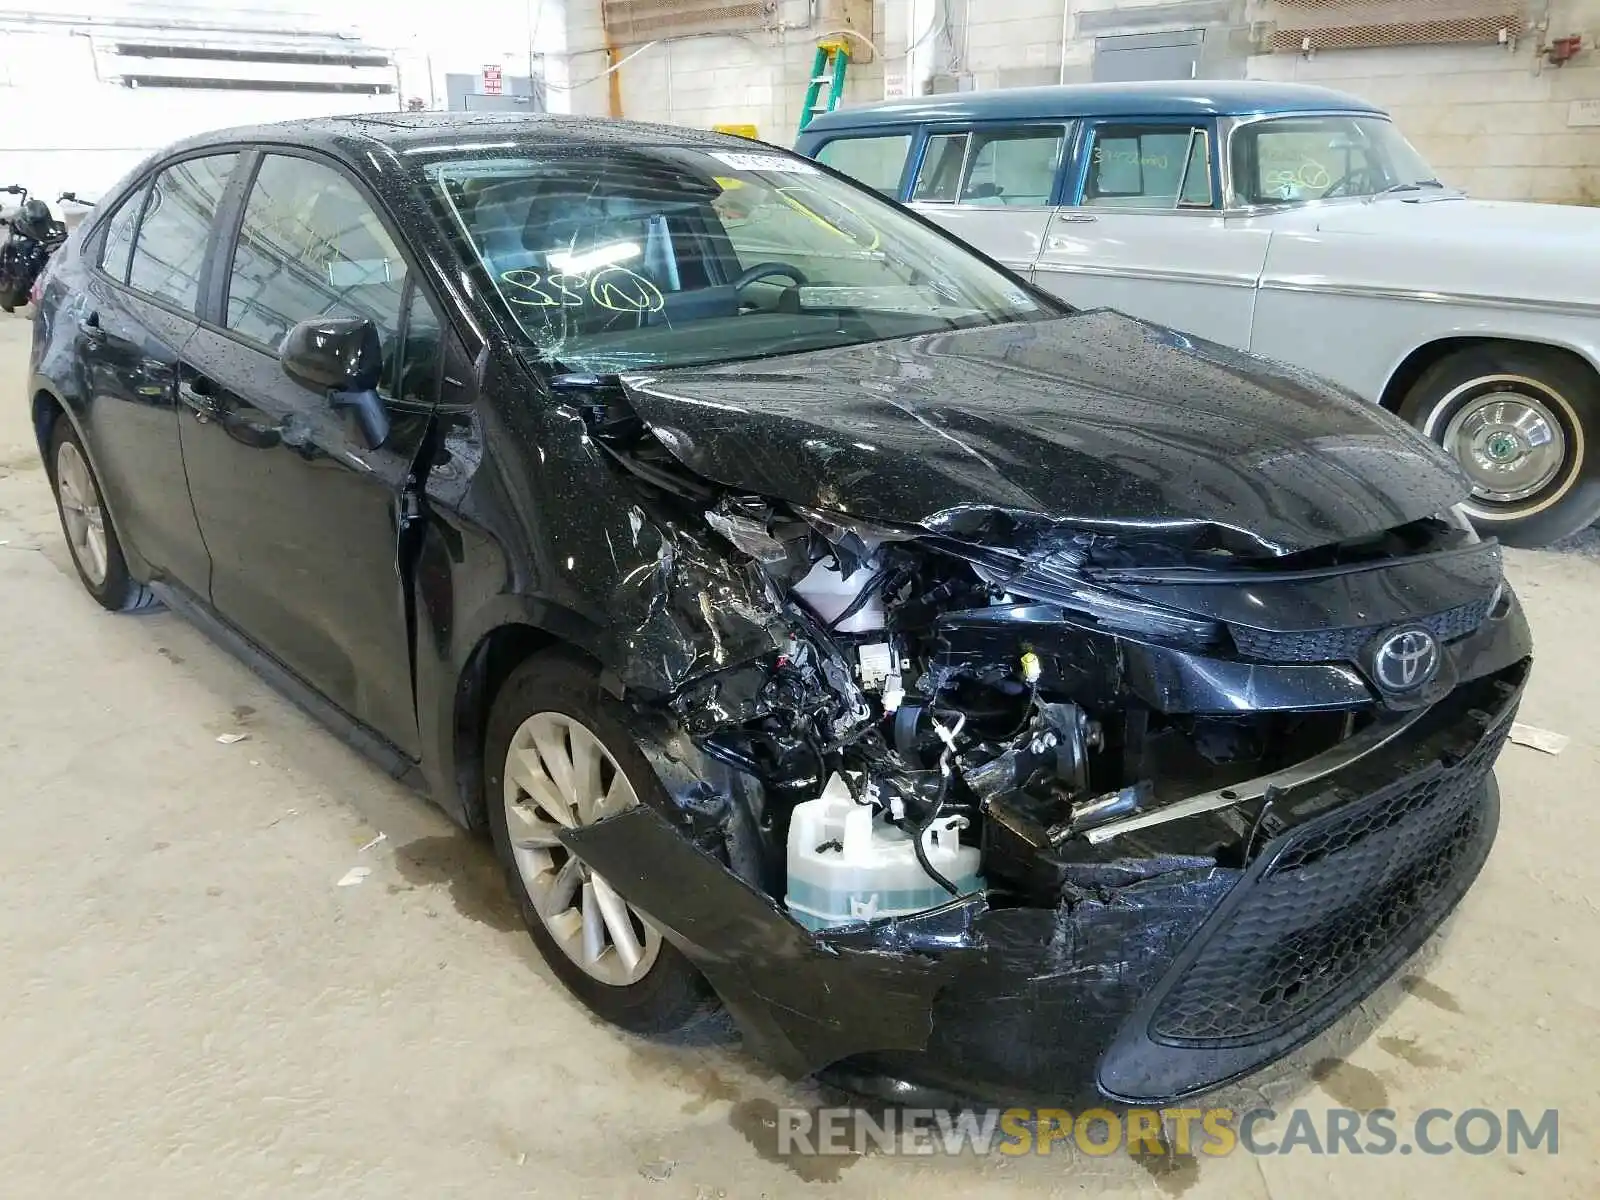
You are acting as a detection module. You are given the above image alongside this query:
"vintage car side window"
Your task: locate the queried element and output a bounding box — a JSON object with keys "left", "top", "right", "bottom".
{"left": 815, "top": 134, "right": 913, "bottom": 197}
{"left": 226, "top": 154, "right": 408, "bottom": 381}
{"left": 910, "top": 133, "right": 969, "bottom": 202}
{"left": 1178, "top": 130, "right": 1213, "bottom": 207}
{"left": 126, "top": 154, "right": 239, "bottom": 309}
{"left": 97, "top": 185, "right": 146, "bottom": 285}
{"left": 958, "top": 127, "right": 1068, "bottom": 206}
{"left": 1084, "top": 124, "right": 1213, "bottom": 209}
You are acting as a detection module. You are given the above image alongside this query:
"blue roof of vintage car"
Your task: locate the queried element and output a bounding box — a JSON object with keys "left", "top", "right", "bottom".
{"left": 800, "top": 80, "right": 1385, "bottom": 136}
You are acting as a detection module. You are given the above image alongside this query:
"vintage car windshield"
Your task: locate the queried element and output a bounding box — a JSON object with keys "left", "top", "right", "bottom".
{"left": 426, "top": 147, "right": 1050, "bottom": 371}
{"left": 1230, "top": 115, "right": 1443, "bottom": 206}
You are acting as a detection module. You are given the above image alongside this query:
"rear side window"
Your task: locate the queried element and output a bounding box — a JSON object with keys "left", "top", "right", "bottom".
{"left": 814, "top": 135, "right": 912, "bottom": 197}
{"left": 224, "top": 154, "right": 409, "bottom": 378}
{"left": 959, "top": 128, "right": 1067, "bottom": 206}
{"left": 1083, "top": 123, "right": 1213, "bottom": 209}
{"left": 127, "top": 154, "right": 238, "bottom": 309}
{"left": 911, "top": 133, "right": 968, "bottom": 202}
{"left": 98, "top": 187, "right": 145, "bottom": 284}
{"left": 912, "top": 127, "right": 1068, "bottom": 206}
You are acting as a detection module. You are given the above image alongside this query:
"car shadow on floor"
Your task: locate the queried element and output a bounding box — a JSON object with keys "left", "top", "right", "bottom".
{"left": 392, "top": 833, "right": 524, "bottom": 933}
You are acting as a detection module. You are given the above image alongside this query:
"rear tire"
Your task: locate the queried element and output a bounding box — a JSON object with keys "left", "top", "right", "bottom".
{"left": 1399, "top": 345, "right": 1600, "bottom": 547}
{"left": 48, "top": 421, "right": 156, "bottom": 612}
{"left": 484, "top": 650, "right": 717, "bottom": 1035}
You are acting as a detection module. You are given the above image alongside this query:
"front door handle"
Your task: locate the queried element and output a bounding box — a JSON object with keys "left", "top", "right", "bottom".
{"left": 279, "top": 411, "right": 314, "bottom": 451}
{"left": 1055, "top": 213, "right": 1099, "bottom": 224}
{"left": 178, "top": 375, "right": 219, "bottom": 423}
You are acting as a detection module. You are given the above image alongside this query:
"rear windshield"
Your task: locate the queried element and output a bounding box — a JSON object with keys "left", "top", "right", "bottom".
{"left": 425, "top": 145, "right": 1051, "bottom": 371}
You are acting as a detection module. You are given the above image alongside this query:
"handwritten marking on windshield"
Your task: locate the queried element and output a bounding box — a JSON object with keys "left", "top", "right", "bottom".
{"left": 501, "top": 266, "right": 666, "bottom": 314}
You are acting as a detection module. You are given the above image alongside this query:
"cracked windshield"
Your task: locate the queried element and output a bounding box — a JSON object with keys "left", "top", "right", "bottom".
{"left": 427, "top": 146, "right": 1046, "bottom": 371}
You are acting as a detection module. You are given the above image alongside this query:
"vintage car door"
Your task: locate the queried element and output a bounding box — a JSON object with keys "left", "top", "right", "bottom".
{"left": 903, "top": 122, "right": 1074, "bottom": 281}
{"left": 1030, "top": 118, "right": 1271, "bottom": 351}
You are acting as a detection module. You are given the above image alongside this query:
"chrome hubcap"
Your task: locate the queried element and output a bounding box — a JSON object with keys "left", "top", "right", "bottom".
{"left": 503, "top": 713, "right": 660, "bottom": 987}
{"left": 1437, "top": 381, "right": 1573, "bottom": 508}
{"left": 56, "top": 441, "right": 108, "bottom": 586}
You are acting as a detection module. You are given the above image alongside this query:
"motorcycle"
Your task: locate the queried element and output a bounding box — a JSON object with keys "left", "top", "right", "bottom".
{"left": 0, "top": 187, "right": 82, "bottom": 313}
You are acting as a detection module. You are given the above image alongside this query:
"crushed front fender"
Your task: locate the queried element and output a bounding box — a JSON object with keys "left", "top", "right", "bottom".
{"left": 561, "top": 661, "right": 1525, "bottom": 1105}
{"left": 559, "top": 805, "right": 971, "bottom": 1076}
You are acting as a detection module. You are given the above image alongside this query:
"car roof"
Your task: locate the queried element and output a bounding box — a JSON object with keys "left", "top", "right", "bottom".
{"left": 801, "top": 80, "right": 1386, "bottom": 136}
{"left": 159, "top": 110, "right": 772, "bottom": 159}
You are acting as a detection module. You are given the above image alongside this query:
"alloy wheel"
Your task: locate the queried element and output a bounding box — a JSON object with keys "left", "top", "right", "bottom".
{"left": 55, "top": 440, "right": 108, "bottom": 586}
{"left": 502, "top": 712, "right": 661, "bottom": 987}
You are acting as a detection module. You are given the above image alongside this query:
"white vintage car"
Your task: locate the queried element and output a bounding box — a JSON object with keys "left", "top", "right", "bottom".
{"left": 796, "top": 81, "right": 1600, "bottom": 546}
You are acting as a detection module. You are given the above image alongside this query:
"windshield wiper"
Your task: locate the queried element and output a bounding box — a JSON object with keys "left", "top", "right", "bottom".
{"left": 1375, "top": 179, "right": 1448, "bottom": 197}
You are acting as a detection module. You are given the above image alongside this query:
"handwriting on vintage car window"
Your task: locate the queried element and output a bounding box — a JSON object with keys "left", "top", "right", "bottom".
{"left": 1256, "top": 130, "right": 1350, "bottom": 198}
{"left": 1264, "top": 159, "right": 1333, "bottom": 195}
{"left": 1093, "top": 145, "right": 1170, "bottom": 172}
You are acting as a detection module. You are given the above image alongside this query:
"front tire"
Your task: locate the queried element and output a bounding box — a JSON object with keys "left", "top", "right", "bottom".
{"left": 1400, "top": 345, "right": 1600, "bottom": 547}
{"left": 48, "top": 421, "right": 156, "bottom": 612}
{"left": 484, "top": 650, "right": 716, "bottom": 1034}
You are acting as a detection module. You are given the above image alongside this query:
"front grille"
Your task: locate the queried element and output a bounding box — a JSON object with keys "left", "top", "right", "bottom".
{"left": 1230, "top": 597, "right": 1489, "bottom": 664}
{"left": 1148, "top": 714, "right": 1510, "bottom": 1046}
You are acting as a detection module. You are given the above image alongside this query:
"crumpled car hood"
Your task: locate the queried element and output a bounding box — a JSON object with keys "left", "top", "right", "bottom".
{"left": 619, "top": 310, "right": 1467, "bottom": 557}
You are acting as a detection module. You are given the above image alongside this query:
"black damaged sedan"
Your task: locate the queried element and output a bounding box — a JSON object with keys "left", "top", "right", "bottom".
{"left": 30, "top": 114, "right": 1531, "bottom": 1104}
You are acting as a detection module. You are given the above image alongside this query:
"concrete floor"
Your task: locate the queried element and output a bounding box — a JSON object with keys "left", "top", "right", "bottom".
{"left": 1, "top": 311, "right": 1596, "bottom": 1198}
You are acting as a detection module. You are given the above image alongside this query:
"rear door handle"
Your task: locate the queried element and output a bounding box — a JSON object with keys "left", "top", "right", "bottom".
{"left": 1055, "top": 213, "right": 1098, "bottom": 224}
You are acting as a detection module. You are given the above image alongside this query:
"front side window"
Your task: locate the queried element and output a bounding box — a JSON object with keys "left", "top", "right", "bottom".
{"left": 127, "top": 154, "right": 238, "bottom": 309}
{"left": 98, "top": 186, "right": 145, "bottom": 284}
{"left": 814, "top": 134, "right": 913, "bottom": 197}
{"left": 392, "top": 286, "right": 442, "bottom": 405}
{"left": 225, "top": 154, "right": 408, "bottom": 357}
{"left": 1083, "top": 123, "right": 1213, "bottom": 209}
{"left": 1230, "top": 115, "right": 1441, "bottom": 206}
{"left": 427, "top": 146, "right": 1049, "bottom": 372}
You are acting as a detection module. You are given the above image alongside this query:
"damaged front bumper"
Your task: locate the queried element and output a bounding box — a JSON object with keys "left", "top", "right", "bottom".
{"left": 563, "top": 642, "right": 1529, "bottom": 1105}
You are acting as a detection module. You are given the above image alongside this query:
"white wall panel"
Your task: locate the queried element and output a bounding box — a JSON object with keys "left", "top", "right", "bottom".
{"left": 5, "top": 0, "right": 1596, "bottom": 205}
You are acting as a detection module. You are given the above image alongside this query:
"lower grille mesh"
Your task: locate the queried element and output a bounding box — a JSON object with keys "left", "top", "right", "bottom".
{"left": 1149, "top": 716, "right": 1509, "bottom": 1046}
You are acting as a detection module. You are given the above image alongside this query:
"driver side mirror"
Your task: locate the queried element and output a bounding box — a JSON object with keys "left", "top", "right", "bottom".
{"left": 279, "top": 317, "right": 390, "bottom": 449}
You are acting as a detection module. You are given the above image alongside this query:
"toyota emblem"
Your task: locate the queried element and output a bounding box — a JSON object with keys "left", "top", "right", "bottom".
{"left": 1372, "top": 627, "right": 1442, "bottom": 693}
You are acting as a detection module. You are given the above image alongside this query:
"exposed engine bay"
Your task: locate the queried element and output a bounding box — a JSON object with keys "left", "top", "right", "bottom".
{"left": 581, "top": 389, "right": 1516, "bottom": 920}
{"left": 532, "top": 317, "right": 1538, "bottom": 1105}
